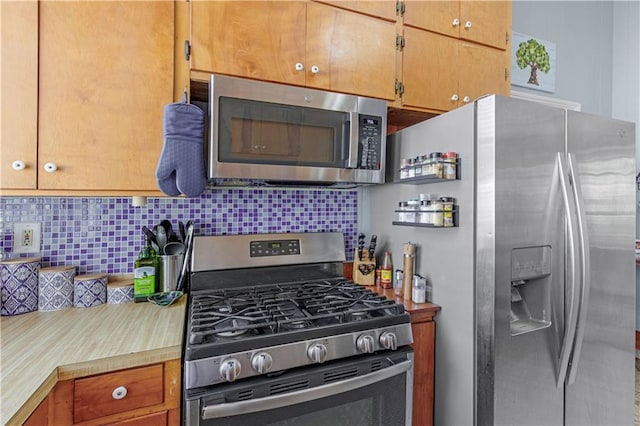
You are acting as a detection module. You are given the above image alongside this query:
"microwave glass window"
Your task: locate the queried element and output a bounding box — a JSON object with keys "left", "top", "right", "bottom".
{"left": 219, "top": 97, "right": 346, "bottom": 168}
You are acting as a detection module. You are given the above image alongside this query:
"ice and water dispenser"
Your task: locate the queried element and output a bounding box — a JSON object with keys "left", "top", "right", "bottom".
{"left": 510, "top": 246, "right": 553, "bottom": 336}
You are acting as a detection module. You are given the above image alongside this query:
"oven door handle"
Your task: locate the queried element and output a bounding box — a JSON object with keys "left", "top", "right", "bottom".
{"left": 201, "top": 359, "right": 412, "bottom": 420}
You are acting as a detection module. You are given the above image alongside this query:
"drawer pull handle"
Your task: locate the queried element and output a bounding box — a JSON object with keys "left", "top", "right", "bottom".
{"left": 112, "top": 386, "right": 128, "bottom": 400}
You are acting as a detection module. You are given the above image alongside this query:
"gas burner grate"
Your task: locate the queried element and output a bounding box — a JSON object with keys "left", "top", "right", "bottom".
{"left": 187, "top": 280, "right": 406, "bottom": 346}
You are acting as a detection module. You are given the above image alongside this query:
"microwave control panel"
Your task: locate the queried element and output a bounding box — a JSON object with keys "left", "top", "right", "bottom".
{"left": 358, "top": 115, "right": 383, "bottom": 170}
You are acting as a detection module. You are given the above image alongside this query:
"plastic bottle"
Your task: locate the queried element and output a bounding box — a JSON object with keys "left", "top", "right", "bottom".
{"left": 380, "top": 251, "right": 393, "bottom": 289}
{"left": 134, "top": 242, "right": 158, "bottom": 302}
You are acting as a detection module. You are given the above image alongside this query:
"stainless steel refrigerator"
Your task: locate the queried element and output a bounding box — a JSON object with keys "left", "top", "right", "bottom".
{"left": 361, "top": 95, "right": 636, "bottom": 425}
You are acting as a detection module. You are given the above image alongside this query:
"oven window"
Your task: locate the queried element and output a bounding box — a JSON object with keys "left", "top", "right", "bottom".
{"left": 218, "top": 97, "right": 347, "bottom": 168}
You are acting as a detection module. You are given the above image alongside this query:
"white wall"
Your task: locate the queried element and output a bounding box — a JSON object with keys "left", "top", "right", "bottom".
{"left": 512, "top": 1, "right": 614, "bottom": 116}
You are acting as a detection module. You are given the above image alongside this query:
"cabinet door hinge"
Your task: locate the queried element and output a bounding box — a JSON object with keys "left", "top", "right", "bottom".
{"left": 504, "top": 68, "right": 509, "bottom": 82}
{"left": 396, "top": 35, "right": 405, "bottom": 51}
{"left": 395, "top": 79, "right": 405, "bottom": 96}
{"left": 396, "top": 0, "right": 405, "bottom": 16}
{"left": 184, "top": 40, "right": 191, "bottom": 61}
{"left": 506, "top": 31, "right": 510, "bottom": 45}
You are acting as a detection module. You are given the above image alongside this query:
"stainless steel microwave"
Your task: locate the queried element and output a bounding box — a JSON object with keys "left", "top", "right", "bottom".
{"left": 206, "top": 74, "right": 387, "bottom": 185}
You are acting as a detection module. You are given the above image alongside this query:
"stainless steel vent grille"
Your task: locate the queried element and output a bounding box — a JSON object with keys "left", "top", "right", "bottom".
{"left": 269, "top": 379, "right": 310, "bottom": 396}
{"left": 324, "top": 367, "right": 359, "bottom": 384}
{"left": 236, "top": 389, "right": 253, "bottom": 401}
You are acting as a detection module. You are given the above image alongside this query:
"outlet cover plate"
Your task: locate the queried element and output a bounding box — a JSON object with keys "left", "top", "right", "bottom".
{"left": 13, "top": 222, "right": 41, "bottom": 254}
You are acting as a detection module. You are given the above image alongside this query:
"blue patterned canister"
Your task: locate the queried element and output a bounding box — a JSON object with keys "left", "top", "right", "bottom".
{"left": 1, "top": 257, "right": 41, "bottom": 316}
{"left": 107, "top": 280, "right": 134, "bottom": 304}
{"left": 73, "top": 273, "right": 107, "bottom": 308}
{"left": 38, "top": 266, "right": 75, "bottom": 312}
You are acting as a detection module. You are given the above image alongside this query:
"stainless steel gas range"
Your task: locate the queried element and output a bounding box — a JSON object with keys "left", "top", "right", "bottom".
{"left": 183, "top": 232, "right": 414, "bottom": 426}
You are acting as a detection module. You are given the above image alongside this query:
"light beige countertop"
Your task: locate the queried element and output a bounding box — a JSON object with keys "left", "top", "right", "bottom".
{"left": 0, "top": 296, "right": 186, "bottom": 425}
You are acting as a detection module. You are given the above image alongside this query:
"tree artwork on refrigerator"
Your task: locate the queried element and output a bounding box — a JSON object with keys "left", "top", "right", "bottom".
{"left": 515, "top": 38, "right": 551, "bottom": 86}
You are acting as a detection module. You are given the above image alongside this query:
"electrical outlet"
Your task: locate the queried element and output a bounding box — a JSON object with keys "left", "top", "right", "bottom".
{"left": 13, "top": 222, "right": 41, "bottom": 254}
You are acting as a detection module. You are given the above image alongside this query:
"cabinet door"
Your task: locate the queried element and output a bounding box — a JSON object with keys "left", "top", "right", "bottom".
{"left": 38, "top": 2, "right": 174, "bottom": 191}
{"left": 191, "top": 1, "right": 306, "bottom": 86}
{"left": 403, "top": 1, "right": 459, "bottom": 38}
{"left": 412, "top": 320, "right": 435, "bottom": 426}
{"left": 402, "top": 28, "right": 459, "bottom": 112}
{"left": 460, "top": 0, "right": 511, "bottom": 50}
{"left": 0, "top": 1, "right": 38, "bottom": 189}
{"left": 306, "top": 2, "right": 396, "bottom": 100}
{"left": 313, "top": 1, "right": 397, "bottom": 22}
{"left": 458, "top": 42, "right": 510, "bottom": 104}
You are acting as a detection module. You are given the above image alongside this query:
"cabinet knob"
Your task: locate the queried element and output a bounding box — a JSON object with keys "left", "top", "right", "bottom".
{"left": 463, "top": 96, "right": 471, "bottom": 103}
{"left": 295, "top": 62, "right": 304, "bottom": 71}
{"left": 12, "top": 160, "right": 26, "bottom": 171}
{"left": 310, "top": 65, "right": 320, "bottom": 74}
{"left": 43, "top": 162, "right": 58, "bottom": 173}
{"left": 112, "top": 386, "right": 128, "bottom": 400}
{"left": 450, "top": 94, "right": 459, "bottom": 102}
{"left": 464, "top": 21, "right": 472, "bottom": 29}
{"left": 452, "top": 18, "right": 460, "bottom": 27}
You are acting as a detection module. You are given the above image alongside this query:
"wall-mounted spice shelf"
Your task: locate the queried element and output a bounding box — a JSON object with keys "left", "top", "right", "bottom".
{"left": 393, "top": 208, "right": 459, "bottom": 228}
{"left": 396, "top": 158, "right": 461, "bottom": 184}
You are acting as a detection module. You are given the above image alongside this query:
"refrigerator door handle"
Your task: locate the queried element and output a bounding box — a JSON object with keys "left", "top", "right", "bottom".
{"left": 555, "top": 152, "right": 580, "bottom": 388}
{"left": 566, "top": 152, "right": 591, "bottom": 385}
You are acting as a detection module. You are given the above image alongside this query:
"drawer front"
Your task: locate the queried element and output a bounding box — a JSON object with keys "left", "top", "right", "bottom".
{"left": 108, "top": 410, "right": 168, "bottom": 426}
{"left": 74, "top": 364, "right": 164, "bottom": 422}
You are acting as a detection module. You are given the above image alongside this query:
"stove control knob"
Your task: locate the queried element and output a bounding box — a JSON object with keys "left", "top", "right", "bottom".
{"left": 379, "top": 332, "right": 398, "bottom": 350}
{"left": 251, "top": 352, "right": 273, "bottom": 374}
{"left": 356, "top": 334, "right": 375, "bottom": 353}
{"left": 307, "top": 343, "right": 328, "bottom": 364}
{"left": 219, "top": 358, "right": 242, "bottom": 382}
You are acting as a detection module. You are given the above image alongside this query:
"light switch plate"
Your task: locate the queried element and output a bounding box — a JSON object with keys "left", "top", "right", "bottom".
{"left": 13, "top": 222, "right": 41, "bottom": 254}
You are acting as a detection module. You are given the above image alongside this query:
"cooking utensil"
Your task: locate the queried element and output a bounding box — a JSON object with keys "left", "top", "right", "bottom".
{"left": 178, "top": 221, "right": 186, "bottom": 243}
{"left": 142, "top": 226, "right": 157, "bottom": 245}
{"left": 163, "top": 241, "right": 185, "bottom": 256}
{"left": 368, "top": 234, "right": 377, "bottom": 261}
{"left": 176, "top": 221, "right": 194, "bottom": 292}
{"left": 357, "top": 233, "right": 365, "bottom": 261}
{"left": 156, "top": 225, "right": 168, "bottom": 254}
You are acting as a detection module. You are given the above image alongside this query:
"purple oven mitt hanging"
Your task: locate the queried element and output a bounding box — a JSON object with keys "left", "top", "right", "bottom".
{"left": 156, "top": 100, "right": 205, "bottom": 197}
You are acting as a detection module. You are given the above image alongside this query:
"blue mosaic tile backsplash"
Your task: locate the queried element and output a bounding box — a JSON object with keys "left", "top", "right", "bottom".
{"left": 0, "top": 189, "right": 357, "bottom": 274}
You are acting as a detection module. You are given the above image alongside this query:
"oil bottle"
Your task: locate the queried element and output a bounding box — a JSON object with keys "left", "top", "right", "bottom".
{"left": 134, "top": 241, "right": 158, "bottom": 302}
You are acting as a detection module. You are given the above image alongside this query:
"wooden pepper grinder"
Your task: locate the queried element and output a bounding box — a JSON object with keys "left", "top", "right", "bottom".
{"left": 402, "top": 242, "right": 416, "bottom": 300}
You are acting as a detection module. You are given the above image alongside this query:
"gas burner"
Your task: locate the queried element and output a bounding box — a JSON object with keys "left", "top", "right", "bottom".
{"left": 348, "top": 311, "right": 371, "bottom": 321}
{"left": 215, "top": 318, "right": 251, "bottom": 337}
{"left": 280, "top": 320, "right": 311, "bottom": 331}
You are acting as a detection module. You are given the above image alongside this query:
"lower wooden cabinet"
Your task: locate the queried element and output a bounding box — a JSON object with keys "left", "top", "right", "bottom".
{"left": 31, "top": 359, "right": 181, "bottom": 425}
{"left": 411, "top": 318, "right": 436, "bottom": 426}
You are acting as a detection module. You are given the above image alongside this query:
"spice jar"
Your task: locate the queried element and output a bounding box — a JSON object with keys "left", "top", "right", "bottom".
{"left": 400, "top": 158, "right": 410, "bottom": 179}
{"left": 406, "top": 199, "right": 420, "bottom": 223}
{"left": 412, "top": 275, "right": 427, "bottom": 303}
{"left": 407, "top": 158, "right": 416, "bottom": 178}
{"left": 397, "top": 201, "right": 409, "bottom": 222}
{"left": 431, "top": 198, "right": 444, "bottom": 227}
{"left": 428, "top": 152, "right": 443, "bottom": 178}
{"left": 413, "top": 156, "right": 423, "bottom": 177}
{"left": 441, "top": 197, "right": 455, "bottom": 227}
{"left": 420, "top": 154, "right": 430, "bottom": 176}
{"left": 443, "top": 152, "right": 457, "bottom": 179}
{"left": 419, "top": 200, "right": 432, "bottom": 225}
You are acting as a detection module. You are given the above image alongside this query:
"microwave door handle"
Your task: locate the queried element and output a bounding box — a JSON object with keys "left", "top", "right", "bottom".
{"left": 201, "top": 359, "right": 412, "bottom": 420}
{"left": 345, "top": 111, "right": 359, "bottom": 169}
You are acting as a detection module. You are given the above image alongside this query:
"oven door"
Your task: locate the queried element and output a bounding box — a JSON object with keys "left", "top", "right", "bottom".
{"left": 185, "top": 347, "right": 413, "bottom": 426}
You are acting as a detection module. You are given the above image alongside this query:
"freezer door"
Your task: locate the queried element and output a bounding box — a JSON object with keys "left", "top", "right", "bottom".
{"left": 564, "top": 111, "right": 635, "bottom": 426}
{"left": 476, "top": 96, "right": 567, "bottom": 425}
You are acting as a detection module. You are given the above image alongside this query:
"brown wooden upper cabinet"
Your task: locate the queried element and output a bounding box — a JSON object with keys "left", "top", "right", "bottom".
{"left": 398, "top": 0, "right": 512, "bottom": 112}
{"left": 190, "top": 1, "right": 397, "bottom": 101}
{"left": 1, "top": 1, "right": 180, "bottom": 193}
{"left": 403, "top": 0, "right": 510, "bottom": 51}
